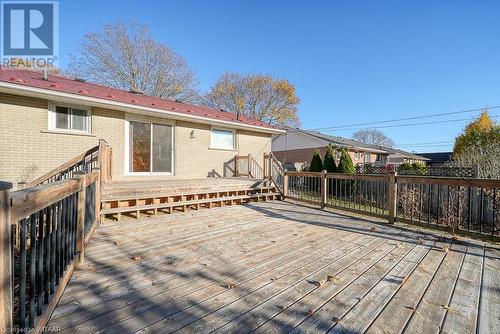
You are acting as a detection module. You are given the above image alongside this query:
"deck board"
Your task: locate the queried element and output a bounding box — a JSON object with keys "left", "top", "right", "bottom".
{"left": 46, "top": 201, "right": 500, "bottom": 334}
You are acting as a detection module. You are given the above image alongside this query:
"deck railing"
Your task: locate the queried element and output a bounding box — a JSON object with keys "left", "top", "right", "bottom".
{"left": 264, "top": 153, "right": 284, "bottom": 193}
{"left": 234, "top": 154, "right": 264, "bottom": 179}
{"left": 283, "top": 171, "right": 500, "bottom": 240}
{"left": 26, "top": 139, "right": 112, "bottom": 188}
{"left": 0, "top": 172, "right": 100, "bottom": 332}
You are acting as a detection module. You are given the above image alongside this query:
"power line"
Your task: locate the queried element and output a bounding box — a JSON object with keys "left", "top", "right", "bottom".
{"left": 395, "top": 140, "right": 454, "bottom": 146}
{"left": 320, "top": 115, "right": 500, "bottom": 132}
{"left": 310, "top": 105, "right": 500, "bottom": 131}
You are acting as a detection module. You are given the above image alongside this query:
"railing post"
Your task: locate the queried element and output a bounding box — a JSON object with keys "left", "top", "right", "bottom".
{"left": 283, "top": 172, "right": 289, "bottom": 199}
{"left": 94, "top": 168, "right": 101, "bottom": 225}
{"left": 0, "top": 181, "right": 13, "bottom": 331}
{"left": 74, "top": 173, "right": 86, "bottom": 264}
{"left": 388, "top": 172, "right": 397, "bottom": 224}
{"left": 263, "top": 153, "right": 267, "bottom": 179}
{"left": 247, "top": 154, "right": 252, "bottom": 178}
{"left": 234, "top": 155, "right": 239, "bottom": 177}
{"left": 268, "top": 154, "right": 273, "bottom": 180}
{"left": 321, "top": 170, "right": 327, "bottom": 209}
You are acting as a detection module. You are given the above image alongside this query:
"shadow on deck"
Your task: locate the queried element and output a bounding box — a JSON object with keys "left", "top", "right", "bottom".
{"left": 47, "top": 201, "right": 499, "bottom": 334}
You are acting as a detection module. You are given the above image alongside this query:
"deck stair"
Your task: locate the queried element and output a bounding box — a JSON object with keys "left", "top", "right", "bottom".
{"left": 100, "top": 178, "right": 281, "bottom": 220}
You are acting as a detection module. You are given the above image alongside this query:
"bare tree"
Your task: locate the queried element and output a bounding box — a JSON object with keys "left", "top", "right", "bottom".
{"left": 204, "top": 72, "right": 300, "bottom": 126}
{"left": 68, "top": 21, "right": 199, "bottom": 103}
{"left": 446, "top": 141, "right": 500, "bottom": 179}
{"left": 18, "top": 164, "right": 38, "bottom": 183}
{"left": 352, "top": 129, "right": 394, "bottom": 147}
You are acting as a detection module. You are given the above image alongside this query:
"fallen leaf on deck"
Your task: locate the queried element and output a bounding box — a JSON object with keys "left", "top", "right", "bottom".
{"left": 327, "top": 275, "right": 339, "bottom": 283}
{"left": 306, "top": 309, "right": 314, "bottom": 316}
{"left": 227, "top": 282, "right": 237, "bottom": 289}
{"left": 443, "top": 246, "right": 450, "bottom": 253}
{"left": 401, "top": 276, "right": 409, "bottom": 286}
{"left": 442, "top": 304, "right": 452, "bottom": 311}
{"left": 370, "top": 227, "right": 376, "bottom": 231}
{"left": 130, "top": 256, "right": 142, "bottom": 261}
{"left": 417, "top": 238, "right": 424, "bottom": 245}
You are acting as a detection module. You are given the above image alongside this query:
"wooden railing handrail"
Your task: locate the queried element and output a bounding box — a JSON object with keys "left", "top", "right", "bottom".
{"left": 285, "top": 171, "right": 500, "bottom": 188}
{"left": 27, "top": 145, "right": 99, "bottom": 187}
{"left": 395, "top": 175, "right": 500, "bottom": 188}
{"left": 11, "top": 172, "right": 99, "bottom": 223}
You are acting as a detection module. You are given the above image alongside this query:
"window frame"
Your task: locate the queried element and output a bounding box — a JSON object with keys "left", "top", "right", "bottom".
{"left": 210, "top": 127, "right": 236, "bottom": 151}
{"left": 48, "top": 102, "right": 91, "bottom": 133}
{"left": 124, "top": 118, "right": 175, "bottom": 176}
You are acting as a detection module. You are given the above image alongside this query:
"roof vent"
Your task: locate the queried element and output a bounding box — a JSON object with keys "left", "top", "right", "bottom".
{"left": 129, "top": 88, "right": 144, "bottom": 94}
{"left": 41, "top": 69, "right": 48, "bottom": 81}
{"left": 74, "top": 77, "right": 86, "bottom": 83}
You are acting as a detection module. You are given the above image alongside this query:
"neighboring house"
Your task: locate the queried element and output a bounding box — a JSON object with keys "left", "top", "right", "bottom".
{"left": 417, "top": 152, "right": 453, "bottom": 167}
{"left": 272, "top": 129, "right": 389, "bottom": 169}
{"left": 380, "top": 147, "right": 430, "bottom": 165}
{"left": 0, "top": 68, "right": 283, "bottom": 185}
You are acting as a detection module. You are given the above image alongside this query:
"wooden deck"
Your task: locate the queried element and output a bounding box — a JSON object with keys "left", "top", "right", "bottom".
{"left": 47, "top": 201, "right": 499, "bottom": 334}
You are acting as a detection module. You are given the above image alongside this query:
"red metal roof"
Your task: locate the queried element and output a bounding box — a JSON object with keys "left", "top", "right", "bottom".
{"left": 0, "top": 68, "right": 278, "bottom": 131}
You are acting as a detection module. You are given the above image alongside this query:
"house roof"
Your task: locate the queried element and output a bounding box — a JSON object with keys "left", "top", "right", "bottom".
{"left": 287, "top": 128, "right": 430, "bottom": 160}
{"left": 0, "top": 68, "right": 282, "bottom": 133}
{"left": 417, "top": 152, "right": 452, "bottom": 163}
{"left": 379, "top": 147, "right": 430, "bottom": 161}
{"left": 291, "top": 129, "right": 388, "bottom": 153}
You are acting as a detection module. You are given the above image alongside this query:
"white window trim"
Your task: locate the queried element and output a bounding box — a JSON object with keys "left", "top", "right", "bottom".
{"left": 210, "top": 127, "right": 236, "bottom": 151}
{"left": 48, "top": 102, "right": 91, "bottom": 134}
{"left": 124, "top": 117, "right": 175, "bottom": 176}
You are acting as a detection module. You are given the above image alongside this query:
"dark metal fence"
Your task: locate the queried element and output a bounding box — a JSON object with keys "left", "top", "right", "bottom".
{"left": 397, "top": 176, "right": 499, "bottom": 236}
{"left": 286, "top": 172, "right": 322, "bottom": 205}
{"left": 355, "top": 164, "right": 477, "bottom": 178}
{"left": 326, "top": 174, "right": 389, "bottom": 217}
{"left": 283, "top": 171, "right": 499, "bottom": 240}
{"left": 27, "top": 145, "right": 100, "bottom": 186}
{"left": 1, "top": 172, "right": 100, "bottom": 331}
{"left": 11, "top": 192, "right": 78, "bottom": 329}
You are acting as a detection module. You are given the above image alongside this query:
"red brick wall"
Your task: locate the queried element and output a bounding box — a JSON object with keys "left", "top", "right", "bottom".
{"left": 273, "top": 146, "right": 382, "bottom": 165}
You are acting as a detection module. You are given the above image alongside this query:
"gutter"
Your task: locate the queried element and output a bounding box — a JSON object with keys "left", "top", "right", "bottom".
{"left": 0, "top": 81, "right": 285, "bottom": 135}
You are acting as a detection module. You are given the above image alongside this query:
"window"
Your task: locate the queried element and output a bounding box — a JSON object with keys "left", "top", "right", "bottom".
{"left": 211, "top": 128, "right": 235, "bottom": 150}
{"left": 355, "top": 152, "right": 360, "bottom": 160}
{"left": 128, "top": 121, "right": 173, "bottom": 174}
{"left": 50, "top": 105, "right": 91, "bottom": 132}
{"left": 364, "top": 152, "right": 371, "bottom": 163}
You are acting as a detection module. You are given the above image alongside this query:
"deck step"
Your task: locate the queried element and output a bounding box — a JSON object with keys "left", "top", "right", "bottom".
{"left": 101, "top": 186, "right": 277, "bottom": 202}
{"left": 101, "top": 189, "right": 281, "bottom": 220}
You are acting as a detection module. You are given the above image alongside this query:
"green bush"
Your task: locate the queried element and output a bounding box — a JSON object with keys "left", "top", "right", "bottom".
{"left": 323, "top": 143, "right": 337, "bottom": 173}
{"left": 337, "top": 149, "right": 355, "bottom": 174}
{"left": 309, "top": 148, "right": 324, "bottom": 172}
{"left": 337, "top": 149, "right": 355, "bottom": 196}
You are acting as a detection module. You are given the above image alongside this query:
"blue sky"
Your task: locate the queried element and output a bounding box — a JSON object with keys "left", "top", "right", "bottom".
{"left": 58, "top": 0, "right": 500, "bottom": 152}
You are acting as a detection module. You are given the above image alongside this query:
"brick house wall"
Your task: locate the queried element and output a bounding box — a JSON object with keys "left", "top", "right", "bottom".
{"left": 0, "top": 92, "right": 272, "bottom": 185}
{"left": 273, "top": 146, "right": 381, "bottom": 168}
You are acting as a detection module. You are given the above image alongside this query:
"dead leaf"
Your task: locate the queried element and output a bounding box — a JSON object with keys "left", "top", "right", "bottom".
{"left": 401, "top": 276, "right": 409, "bottom": 286}
{"left": 306, "top": 309, "right": 314, "bottom": 316}
{"left": 370, "top": 227, "right": 376, "bottom": 231}
{"left": 327, "top": 275, "right": 339, "bottom": 283}
{"left": 271, "top": 240, "right": 277, "bottom": 243}
{"left": 130, "top": 256, "right": 142, "bottom": 261}
{"left": 417, "top": 238, "right": 424, "bottom": 245}
{"left": 442, "top": 304, "right": 452, "bottom": 311}
{"left": 442, "top": 246, "right": 450, "bottom": 253}
{"left": 208, "top": 224, "right": 215, "bottom": 228}
{"left": 227, "top": 282, "right": 237, "bottom": 289}
{"left": 113, "top": 241, "right": 120, "bottom": 246}
{"left": 317, "top": 280, "right": 326, "bottom": 287}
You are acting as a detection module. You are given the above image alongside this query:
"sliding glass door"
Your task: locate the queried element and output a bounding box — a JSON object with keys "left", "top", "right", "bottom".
{"left": 129, "top": 121, "right": 173, "bottom": 174}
